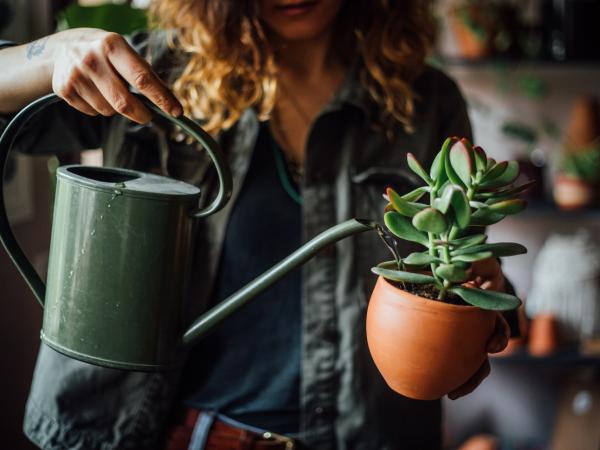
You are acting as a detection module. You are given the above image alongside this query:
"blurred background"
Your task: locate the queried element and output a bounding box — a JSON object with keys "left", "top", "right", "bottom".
{"left": 1, "top": 0, "right": 599, "bottom": 449}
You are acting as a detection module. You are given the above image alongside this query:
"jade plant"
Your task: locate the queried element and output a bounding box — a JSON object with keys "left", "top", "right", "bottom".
{"left": 372, "top": 137, "right": 533, "bottom": 311}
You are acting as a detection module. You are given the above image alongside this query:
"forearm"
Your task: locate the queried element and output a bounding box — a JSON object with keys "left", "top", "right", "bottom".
{"left": 0, "top": 34, "right": 60, "bottom": 113}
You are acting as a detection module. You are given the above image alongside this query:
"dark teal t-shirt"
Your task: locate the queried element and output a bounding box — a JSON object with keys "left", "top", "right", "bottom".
{"left": 181, "top": 122, "right": 302, "bottom": 434}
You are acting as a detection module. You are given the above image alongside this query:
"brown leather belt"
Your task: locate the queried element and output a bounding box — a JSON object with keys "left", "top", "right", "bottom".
{"left": 164, "top": 408, "right": 299, "bottom": 450}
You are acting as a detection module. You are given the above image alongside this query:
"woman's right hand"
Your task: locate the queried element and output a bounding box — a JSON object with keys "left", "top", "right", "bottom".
{"left": 49, "top": 28, "right": 182, "bottom": 124}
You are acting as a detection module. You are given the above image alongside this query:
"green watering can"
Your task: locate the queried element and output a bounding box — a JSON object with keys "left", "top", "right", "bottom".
{"left": 0, "top": 94, "right": 375, "bottom": 371}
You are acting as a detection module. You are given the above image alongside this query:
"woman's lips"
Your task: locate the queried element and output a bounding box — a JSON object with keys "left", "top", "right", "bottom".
{"left": 274, "top": 0, "right": 319, "bottom": 17}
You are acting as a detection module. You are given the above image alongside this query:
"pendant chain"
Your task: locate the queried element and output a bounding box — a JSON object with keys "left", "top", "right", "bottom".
{"left": 269, "top": 79, "right": 310, "bottom": 184}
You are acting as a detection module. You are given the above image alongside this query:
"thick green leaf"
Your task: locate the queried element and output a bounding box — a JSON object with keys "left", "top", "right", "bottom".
{"left": 493, "top": 160, "right": 520, "bottom": 186}
{"left": 450, "top": 187, "right": 471, "bottom": 229}
{"left": 473, "top": 146, "right": 487, "bottom": 172}
{"left": 469, "top": 201, "right": 489, "bottom": 209}
{"left": 371, "top": 266, "right": 437, "bottom": 284}
{"left": 404, "top": 252, "right": 441, "bottom": 266}
{"left": 452, "top": 251, "right": 494, "bottom": 262}
{"left": 407, "top": 153, "right": 433, "bottom": 186}
{"left": 387, "top": 188, "right": 426, "bottom": 217}
{"left": 412, "top": 208, "right": 448, "bottom": 233}
{"left": 435, "top": 184, "right": 470, "bottom": 227}
{"left": 452, "top": 242, "right": 527, "bottom": 257}
{"left": 488, "top": 199, "right": 527, "bottom": 215}
{"left": 435, "top": 264, "right": 468, "bottom": 282}
{"left": 376, "top": 260, "right": 401, "bottom": 270}
{"left": 450, "top": 286, "right": 522, "bottom": 311}
{"left": 430, "top": 137, "right": 455, "bottom": 184}
{"left": 483, "top": 161, "right": 508, "bottom": 181}
{"left": 480, "top": 161, "right": 520, "bottom": 189}
{"left": 470, "top": 209, "right": 505, "bottom": 226}
{"left": 384, "top": 211, "right": 429, "bottom": 246}
{"left": 486, "top": 157, "right": 496, "bottom": 170}
{"left": 449, "top": 234, "right": 487, "bottom": 247}
{"left": 453, "top": 260, "right": 470, "bottom": 269}
{"left": 445, "top": 142, "right": 466, "bottom": 187}
{"left": 402, "top": 186, "right": 429, "bottom": 202}
{"left": 449, "top": 140, "right": 474, "bottom": 186}
{"left": 476, "top": 180, "right": 536, "bottom": 200}
{"left": 433, "top": 185, "right": 454, "bottom": 213}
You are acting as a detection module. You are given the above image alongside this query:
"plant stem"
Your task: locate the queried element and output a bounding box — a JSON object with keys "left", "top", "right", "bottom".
{"left": 448, "top": 185, "right": 476, "bottom": 241}
{"left": 428, "top": 232, "right": 442, "bottom": 286}
{"left": 437, "top": 281, "right": 450, "bottom": 299}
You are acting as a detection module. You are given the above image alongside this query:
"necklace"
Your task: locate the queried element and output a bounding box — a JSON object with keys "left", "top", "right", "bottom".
{"left": 277, "top": 80, "right": 313, "bottom": 126}
{"left": 271, "top": 133, "right": 303, "bottom": 205}
{"left": 269, "top": 103, "right": 305, "bottom": 184}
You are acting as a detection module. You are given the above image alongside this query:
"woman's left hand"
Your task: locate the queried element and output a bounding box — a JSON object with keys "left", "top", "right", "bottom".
{"left": 447, "top": 258, "right": 511, "bottom": 400}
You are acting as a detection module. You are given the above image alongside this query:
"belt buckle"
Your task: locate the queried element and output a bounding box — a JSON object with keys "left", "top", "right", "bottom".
{"left": 262, "top": 431, "right": 295, "bottom": 449}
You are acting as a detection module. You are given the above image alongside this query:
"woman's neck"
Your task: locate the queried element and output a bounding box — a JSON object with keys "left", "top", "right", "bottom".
{"left": 274, "top": 30, "right": 342, "bottom": 83}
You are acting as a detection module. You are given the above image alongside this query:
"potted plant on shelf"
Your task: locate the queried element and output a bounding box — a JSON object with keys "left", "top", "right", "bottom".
{"left": 366, "top": 137, "right": 531, "bottom": 400}
{"left": 553, "top": 143, "right": 600, "bottom": 210}
{"left": 553, "top": 97, "right": 600, "bottom": 210}
{"left": 446, "top": 0, "right": 525, "bottom": 61}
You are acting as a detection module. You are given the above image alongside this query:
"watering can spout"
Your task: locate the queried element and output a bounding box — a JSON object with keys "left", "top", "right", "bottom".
{"left": 181, "top": 218, "right": 376, "bottom": 347}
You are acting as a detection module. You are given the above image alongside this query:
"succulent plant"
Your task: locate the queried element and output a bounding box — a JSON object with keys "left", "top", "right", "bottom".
{"left": 559, "top": 142, "right": 600, "bottom": 183}
{"left": 372, "top": 137, "right": 532, "bottom": 311}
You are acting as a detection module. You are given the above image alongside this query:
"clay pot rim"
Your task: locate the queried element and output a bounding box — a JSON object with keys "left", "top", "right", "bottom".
{"left": 377, "top": 276, "right": 482, "bottom": 313}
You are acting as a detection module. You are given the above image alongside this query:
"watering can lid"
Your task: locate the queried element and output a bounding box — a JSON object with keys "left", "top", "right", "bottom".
{"left": 57, "top": 165, "right": 201, "bottom": 200}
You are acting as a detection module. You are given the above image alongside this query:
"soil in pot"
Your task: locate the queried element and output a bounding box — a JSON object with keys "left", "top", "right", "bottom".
{"left": 390, "top": 280, "right": 469, "bottom": 306}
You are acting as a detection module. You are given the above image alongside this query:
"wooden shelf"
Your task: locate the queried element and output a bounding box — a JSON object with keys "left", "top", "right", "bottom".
{"left": 515, "top": 200, "right": 600, "bottom": 220}
{"left": 431, "top": 56, "right": 600, "bottom": 70}
{"left": 492, "top": 346, "right": 600, "bottom": 366}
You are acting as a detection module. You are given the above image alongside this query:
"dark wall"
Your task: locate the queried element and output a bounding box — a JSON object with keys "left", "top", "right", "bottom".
{"left": 1, "top": 156, "right": 52, "bottom": 450}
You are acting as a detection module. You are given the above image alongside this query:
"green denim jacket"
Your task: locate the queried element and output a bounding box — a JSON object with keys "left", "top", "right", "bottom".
{"left": 2, "top": 33, "right": 473, "bottom": 449}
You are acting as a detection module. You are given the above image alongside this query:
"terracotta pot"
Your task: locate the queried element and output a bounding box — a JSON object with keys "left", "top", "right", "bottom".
{"left": 553, "top": 174, "right": 596, "bottom": 210}
{"left": 366, "top": 277, "right": 496, "bottom": 400}
{"left": 528, "top": 313, "right": 559, "bottom": 356}
{"left": 449, "top": 5, "right": 494, "bottom": 60}
{"left": 565, "top": 96, "right": 600, "bottom": 148}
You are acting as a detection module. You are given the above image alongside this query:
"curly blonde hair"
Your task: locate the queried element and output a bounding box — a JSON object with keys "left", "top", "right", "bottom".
{"left": 149, "top": 0, "right": 435, "bottom": 135}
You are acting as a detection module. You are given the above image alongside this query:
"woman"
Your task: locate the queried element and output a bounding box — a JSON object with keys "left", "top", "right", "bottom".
{"left": 0, "top": 1, "right": 511, "bottom": 449}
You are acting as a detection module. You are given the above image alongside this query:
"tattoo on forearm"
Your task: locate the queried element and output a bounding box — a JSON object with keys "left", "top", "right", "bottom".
{"left": 26, "top": 37, "right": 49, "bottom": 60}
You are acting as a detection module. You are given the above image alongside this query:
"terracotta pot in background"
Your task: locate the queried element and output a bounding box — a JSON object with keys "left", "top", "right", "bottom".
{"left": 565, "top": 96, "right": 600, "bottom": 148}
{"left": 553, "top": 174, "right": 596, "bottom": 210}
{"left": 458, "top": 435, "right": 499, "bottom": 450}
{"left": 366, "top": 277, "right": 496, "bottom": 400}
{"left": 449, "top": 10, "right": 492, "bottom": 60}
{"left": 528, "top": 313, "right": 559, "bottom": 356}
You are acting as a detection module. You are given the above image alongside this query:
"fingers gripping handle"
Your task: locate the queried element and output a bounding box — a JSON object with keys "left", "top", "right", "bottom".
{"left": 0, "top": 94, "right": 233, "bottom": 307}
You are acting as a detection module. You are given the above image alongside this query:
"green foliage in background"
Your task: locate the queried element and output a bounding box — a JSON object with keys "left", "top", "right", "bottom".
{"left": 57, "top": 3, "right": 147, "bottom": 34}
{"left": 373, "top": 137, "right": 530, "bottom": 311}
{"left": 560, "top": 142, "right": 600, "bottom": 182}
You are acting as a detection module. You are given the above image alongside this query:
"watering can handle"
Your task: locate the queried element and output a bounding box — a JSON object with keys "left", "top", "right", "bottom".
{"left": 0, "top": 93, "right": 233, "bottom": 307}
